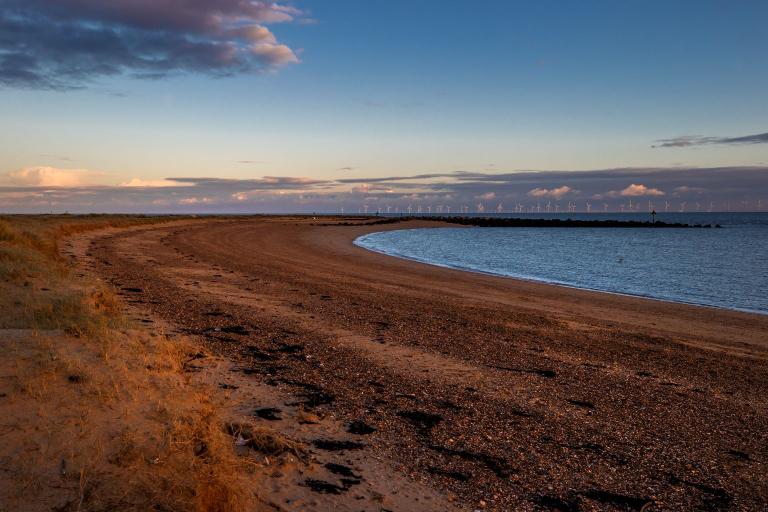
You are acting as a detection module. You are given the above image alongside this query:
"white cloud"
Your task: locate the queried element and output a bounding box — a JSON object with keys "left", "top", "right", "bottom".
{"left": 478, "top": 192, "right": 496, "bottom": 200}
{"left": 527, "top": 185, "right": 574, "bottom": 199}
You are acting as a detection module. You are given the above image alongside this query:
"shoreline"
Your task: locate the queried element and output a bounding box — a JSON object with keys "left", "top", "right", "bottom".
{"left": 309, "top": 218, "right": 766, "bottom": 349}
{"left": 353, "top": 229, "right": 768, "bottom": 317}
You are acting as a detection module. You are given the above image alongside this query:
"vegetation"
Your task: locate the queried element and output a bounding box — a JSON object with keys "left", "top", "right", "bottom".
{"left": 0, "top": 215, "right": 162, "bottom": 331}
{"left": 0, "top": 215, "right": 291, "bottom": 511}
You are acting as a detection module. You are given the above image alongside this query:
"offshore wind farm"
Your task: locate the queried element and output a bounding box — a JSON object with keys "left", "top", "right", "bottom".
{"left": 347, "top": 197, "right": 765, "bottom": 217}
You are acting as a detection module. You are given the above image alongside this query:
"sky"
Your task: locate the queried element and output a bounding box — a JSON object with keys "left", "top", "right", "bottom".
{"left": 0, "top": 0, "right": 767, "bottom": 213}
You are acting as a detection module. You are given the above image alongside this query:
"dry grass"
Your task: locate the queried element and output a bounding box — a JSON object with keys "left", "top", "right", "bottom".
{"left": 0, "top": 215, "right": 181, "bottom": 330}
{"left": 2, "top": 330, "right": 267, "bottom": 511}
{"left": 0, "top": 216, "right": 284, "bottom": 512}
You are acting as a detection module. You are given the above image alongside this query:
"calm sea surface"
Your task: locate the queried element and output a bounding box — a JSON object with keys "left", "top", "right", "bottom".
{"left": 354, "top": 213, "right": 768, "bottom": 314}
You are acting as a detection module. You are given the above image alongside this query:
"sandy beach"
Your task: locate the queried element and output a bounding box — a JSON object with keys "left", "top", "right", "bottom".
{"left": 80, "top": 216, "right": 768, "bottom": 510}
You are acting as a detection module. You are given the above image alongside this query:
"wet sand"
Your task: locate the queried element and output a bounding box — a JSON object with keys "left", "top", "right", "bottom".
{"left": 84, "top": 217, "right": 768, "bottom": 510}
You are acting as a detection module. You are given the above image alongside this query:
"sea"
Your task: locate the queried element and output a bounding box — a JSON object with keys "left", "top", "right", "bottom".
{"left": 354, "top": 212, "right": 768, "bottom": 315}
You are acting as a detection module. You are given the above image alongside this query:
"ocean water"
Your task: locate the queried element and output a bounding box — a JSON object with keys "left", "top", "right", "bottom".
{"left": 354, "top": 213, "right": 768, "bottom": 314}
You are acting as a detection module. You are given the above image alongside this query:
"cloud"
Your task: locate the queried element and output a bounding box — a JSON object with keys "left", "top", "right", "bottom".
{"left": 251, "top": 42, "right": 299, "bottom": 67}
{"left": 179, "top": 196, "right": 213, "bottom": 205}
{"left": 166, "top": 176, "right": 332, "bottom": 191}
{"left": 0, "top": 0, "right": 305, "bottom": 90}
{"left": 653, "top": 132, "right": 768, "bottom": 148}
{"left": 605, "top": 183, "right": 665, "bottom": 198}
{"left": 527, "top": 186, "right": 573, "bottom": 199}
{"left": 4, "top": 166, "right": 101, "bottom": 187}
{"left": 477, "top": 192, "right": 496, "bottom": 200}
{"left": 350, "top": 183, "right": 396, "bottom": 194}
{"left": 39, "top": 153, "right": 76, "bottom": 162}
{"left": 119, "top": 178, "right": 184, "bottom": 187}
{"left": 673, "top": 185, "right": 706, "bottom": 195}
{"left": 1, "top": 166, "right": 767, "bottom": 213}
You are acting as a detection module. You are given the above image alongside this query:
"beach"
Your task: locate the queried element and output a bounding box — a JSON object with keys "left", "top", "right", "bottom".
{"left": 79, "top": 216, "right": 768, "bottom": 510}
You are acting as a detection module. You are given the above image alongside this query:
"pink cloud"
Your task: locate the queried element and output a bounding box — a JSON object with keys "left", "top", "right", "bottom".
{"left": 4, "top": 166, "right": 104, "bottom": 187}
{"left": 1, "top": 167, "right": 765, "bottom": 214}
{"left": 527, "top": 185, "right": 574, "bottom": 199}
{"left": 252, "top": 43, "right": 299, "bottom": 66}
{"left": 606, "top": 183, "right": 665, "bottom": 197}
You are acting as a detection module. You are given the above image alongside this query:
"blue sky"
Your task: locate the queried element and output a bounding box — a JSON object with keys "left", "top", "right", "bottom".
{"left": 0, "top": 0, "right": 766, "bottom": 212}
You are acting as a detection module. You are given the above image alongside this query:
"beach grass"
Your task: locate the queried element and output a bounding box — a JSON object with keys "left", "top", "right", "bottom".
{"left": 0, "top": 215, "right": 285, "bottom": 511}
